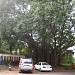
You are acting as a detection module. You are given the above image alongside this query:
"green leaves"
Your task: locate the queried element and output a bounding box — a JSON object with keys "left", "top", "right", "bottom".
{"left": 0, "top": 0, "right": 75, "bottom": 65}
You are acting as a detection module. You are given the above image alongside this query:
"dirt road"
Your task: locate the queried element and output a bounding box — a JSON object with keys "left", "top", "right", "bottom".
{"left": 0, "top": 66, "right": 74, "bottom": 75}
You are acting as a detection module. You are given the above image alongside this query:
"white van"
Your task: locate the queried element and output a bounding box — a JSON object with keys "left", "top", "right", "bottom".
{"left": 19, "top": 58, "right": 33, "bottom": 73}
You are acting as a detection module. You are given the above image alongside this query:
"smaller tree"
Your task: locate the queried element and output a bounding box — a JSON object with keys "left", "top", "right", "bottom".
{"left": 62, "top": 50, "right": 74, "bottom": 64}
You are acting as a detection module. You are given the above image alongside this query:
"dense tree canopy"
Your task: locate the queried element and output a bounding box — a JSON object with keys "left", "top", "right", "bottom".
{"left": 0, "top": 0, "right": 75, "bottom": 66}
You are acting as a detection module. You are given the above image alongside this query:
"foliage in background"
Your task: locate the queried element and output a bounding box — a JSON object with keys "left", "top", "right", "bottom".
{"left": 63, "top": 53, "right": 73, "bottom": 64}
{"left": 19, "top": 48, "right": 30, "bottom": 57}
{"left": 0, "top": 0, "right": 75, "bottom": 66}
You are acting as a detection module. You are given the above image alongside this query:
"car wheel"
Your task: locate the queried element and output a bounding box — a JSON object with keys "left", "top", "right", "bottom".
{"left": 30, "top": 70, "right": 33, "bottom": 73}
{"left": 19, "top": 68, "right": 22, "bottom": 73}
{"left": 39, "top": 68, "right": 42, "bottom": 72}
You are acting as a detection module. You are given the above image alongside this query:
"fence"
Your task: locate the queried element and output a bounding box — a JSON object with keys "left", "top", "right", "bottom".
{"left": 0, "top": 54, "right": 25, "bottom": 66}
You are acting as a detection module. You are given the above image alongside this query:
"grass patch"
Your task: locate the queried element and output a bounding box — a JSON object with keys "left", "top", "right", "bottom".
{"left": 61, "top": 64, "right": 72, "bottom": 67}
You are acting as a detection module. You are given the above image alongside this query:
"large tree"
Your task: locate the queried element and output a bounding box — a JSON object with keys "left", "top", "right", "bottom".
{"left": 0, "top": 0, "right": 75, "bottom": 66}
{"left": 30, "top": 0, "right": 75, "bottom": 66}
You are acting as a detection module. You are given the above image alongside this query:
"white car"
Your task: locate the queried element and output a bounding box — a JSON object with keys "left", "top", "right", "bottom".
{"left": 34, "top": 62, "right": 52, "bottom": 71}
{"left": 19, "top": 58, "right": 33, "bottom": 73}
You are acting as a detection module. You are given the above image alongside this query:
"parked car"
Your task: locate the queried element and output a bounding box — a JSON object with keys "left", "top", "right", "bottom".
{"left": 19, "top": 58, "right": 34, "bottom": 73}
{"left": 34, "top": 62, "right": 52, "bottom": 71}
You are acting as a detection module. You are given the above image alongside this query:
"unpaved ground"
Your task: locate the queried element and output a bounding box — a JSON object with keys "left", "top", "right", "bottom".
{"left": 0, "top": 66, "right": 74, "bottom": 75}
{"left": 0, "top": 65, "right": 74, "bottom": 73}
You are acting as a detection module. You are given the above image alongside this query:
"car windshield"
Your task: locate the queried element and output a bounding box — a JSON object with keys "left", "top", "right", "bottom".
{"left": 24, "top": 62, "right": 32, "bottom": 64}
{"left": 42, "top": 62, "right": 49, "bottom": 65}
{"left": 23, "top": 59, "right": 32, "bottom": 64}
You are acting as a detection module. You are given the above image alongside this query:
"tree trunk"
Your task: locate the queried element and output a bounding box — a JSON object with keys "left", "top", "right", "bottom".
{"left": 9, "top": 45, "right": 12, "bottom": 54}
{"left": 52, "top": 50, "right": 58, "bottom": 67}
